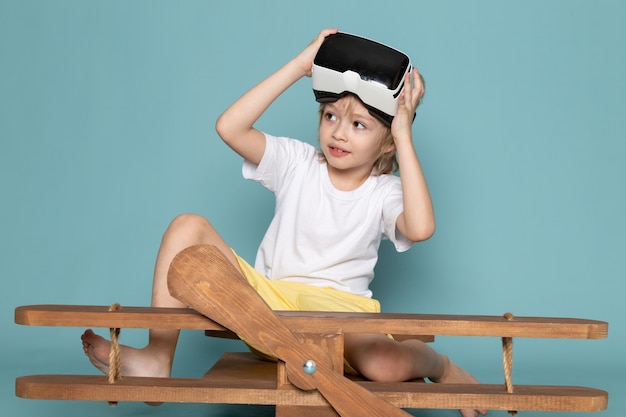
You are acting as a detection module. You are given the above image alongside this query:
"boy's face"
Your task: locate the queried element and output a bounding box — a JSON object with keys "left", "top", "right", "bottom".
{"left": 318, "top": 95, "right": 392, "bottom": 179}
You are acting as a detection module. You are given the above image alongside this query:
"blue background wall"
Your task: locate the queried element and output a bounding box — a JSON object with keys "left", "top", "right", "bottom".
{"left": 1, "top": 1, "right": 624, "bottom": 416}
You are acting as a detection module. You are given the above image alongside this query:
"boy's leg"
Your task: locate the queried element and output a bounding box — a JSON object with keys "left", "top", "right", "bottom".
{"left": 81, "top": 213, "right": 240, "bottom": 378}
{"left": 344, "top": 334, "right": 487, "bottom": 417}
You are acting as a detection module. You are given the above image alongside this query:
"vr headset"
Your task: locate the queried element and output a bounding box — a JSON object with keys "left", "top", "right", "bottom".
{"left": 312, "top": 32, "right": 413, "bottom": 126}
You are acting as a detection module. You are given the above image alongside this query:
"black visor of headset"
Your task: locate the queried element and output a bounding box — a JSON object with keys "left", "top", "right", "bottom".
{"left": 312, "top": 33, "right": 412, "bottom": 125}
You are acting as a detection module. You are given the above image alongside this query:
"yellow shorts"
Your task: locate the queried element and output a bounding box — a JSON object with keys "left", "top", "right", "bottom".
{"left": 233, "top": 252, "right": 381, "bottom": 374}
{"left": 234, "top": 252, "right": 381, "bottom": 313}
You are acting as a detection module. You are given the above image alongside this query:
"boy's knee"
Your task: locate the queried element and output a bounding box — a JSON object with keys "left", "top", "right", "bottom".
{"left": 351, "top": 339, "right": 407, "bottom": 382}
{"left": 161, "top": 214, "right": 217, "bottom": 248}
{"left": 168, "top": 213, "right": 212, "bottom": 234}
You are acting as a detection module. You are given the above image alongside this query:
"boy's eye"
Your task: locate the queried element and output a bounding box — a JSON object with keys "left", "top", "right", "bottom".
{"left": 324, "top": 112, "right": 336, "bottom": 121}
{"left": 353, "top": 121, "right": 366, "bottom": 129}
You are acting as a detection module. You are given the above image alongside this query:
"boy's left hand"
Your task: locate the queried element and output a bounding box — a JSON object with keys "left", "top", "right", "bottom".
{"left": 391, "top": 68, "right": 424, "bottom": 141}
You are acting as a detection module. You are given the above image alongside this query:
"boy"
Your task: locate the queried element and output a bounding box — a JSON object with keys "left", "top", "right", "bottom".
{"left": 82, "top": 29, "right": 486, "bottom": 417}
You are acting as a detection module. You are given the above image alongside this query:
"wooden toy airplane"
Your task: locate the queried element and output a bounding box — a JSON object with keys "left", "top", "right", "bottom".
{"left": 15, "top": 245, "right": 608, "bottom": 416}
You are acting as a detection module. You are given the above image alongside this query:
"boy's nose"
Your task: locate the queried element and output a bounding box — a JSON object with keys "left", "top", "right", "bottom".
{"left": 333, "top": 122, "right": 348, "bottom": 142}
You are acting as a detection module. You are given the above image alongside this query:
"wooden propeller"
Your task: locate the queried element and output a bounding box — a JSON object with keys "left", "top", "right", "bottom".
{"left": 167, "top": 244, "right": 412, "bottom": 417}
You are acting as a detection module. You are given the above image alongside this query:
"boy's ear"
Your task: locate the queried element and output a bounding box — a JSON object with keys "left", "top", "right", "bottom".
{"left": 383, "top": 142, "right": 396, "bottom": 154}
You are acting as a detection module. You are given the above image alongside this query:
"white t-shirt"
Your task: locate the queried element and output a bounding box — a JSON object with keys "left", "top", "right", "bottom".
{"left": 242, "top": 133, "right": 412, "bottom": 298}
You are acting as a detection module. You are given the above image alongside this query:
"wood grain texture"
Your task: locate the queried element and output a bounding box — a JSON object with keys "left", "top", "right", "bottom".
{"left": 167, "top": 244, "right": 413, "bottom": 417}
{"left": 12, "top": 243, "right": 609, "bottom": 415}
{"left": 15, "top": 353, "right": 607, "bottom": 412}
{"left": 15, "top": 305, "right": 607, "bottom": 339}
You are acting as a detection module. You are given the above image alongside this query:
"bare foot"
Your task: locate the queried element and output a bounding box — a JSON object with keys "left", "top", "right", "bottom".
{"left": 81, "top": 329, "right": 171, "bottom": 378}
{"left": 432, "top": 355, "right": 488, "bottom": 417}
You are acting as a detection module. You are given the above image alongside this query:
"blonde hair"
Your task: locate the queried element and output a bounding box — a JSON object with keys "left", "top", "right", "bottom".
{"left": 317, "top": 94, "right": 398, "bottom": 175}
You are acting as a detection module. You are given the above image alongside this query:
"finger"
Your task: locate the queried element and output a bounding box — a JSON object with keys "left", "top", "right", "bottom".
{"left": 412, "top": 68, "right": 425, "bottom": 103}
{"left": 400, "top": 72, "right": 412, "bottom": 108}
{"left": 403, "top": 72, "right": 420, "bottom": 112}
{"left": 403, "top": 72, "right": 421, "bottom": 110}
{"left": 315, "top": 28, "right": 338, "bottom": 44}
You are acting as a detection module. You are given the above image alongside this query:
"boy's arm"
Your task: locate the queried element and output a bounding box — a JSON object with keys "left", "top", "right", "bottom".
{"left": 393, "top": 69, "right": 436, "bottom": 243}
{"left": 215, "top": 29, "right": 338, "bottom": 165}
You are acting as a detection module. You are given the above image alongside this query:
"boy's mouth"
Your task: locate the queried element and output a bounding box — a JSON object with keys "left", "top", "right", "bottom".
{"left": 328, "top": 145, "right": 350, "bottom": 157}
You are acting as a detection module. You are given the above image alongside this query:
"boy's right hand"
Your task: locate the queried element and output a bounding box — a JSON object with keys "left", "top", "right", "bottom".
{"left": 293, "top": 28, "right": 338, "bottom": 77}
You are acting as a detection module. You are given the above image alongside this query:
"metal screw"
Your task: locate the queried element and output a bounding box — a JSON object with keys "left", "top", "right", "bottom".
{"left": 303, "top": 360, "right": 317, "bottom": 374}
